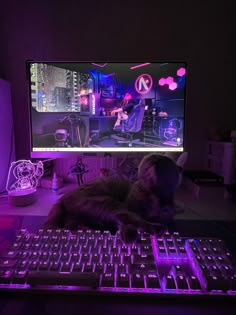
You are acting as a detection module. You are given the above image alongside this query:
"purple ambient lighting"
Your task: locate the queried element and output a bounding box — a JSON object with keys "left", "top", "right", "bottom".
{"left": 130, "top": 63, "right": 151, "bottom": 70}
{"left": 135, "top": 74, "right": 153, "bottom": 94}
{"left": 177, "top": 67, "right": 186, "bottom": 77}
{"left": 91, "top": 63, "right": 108, "bottom": 68}
{"left": 169, "top": 82, "right": 178, "bottom": 90}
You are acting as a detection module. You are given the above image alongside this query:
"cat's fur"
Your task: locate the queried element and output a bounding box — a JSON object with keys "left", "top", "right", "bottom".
{"left": 44, "top": 154, "right": 180, "bottom": 243}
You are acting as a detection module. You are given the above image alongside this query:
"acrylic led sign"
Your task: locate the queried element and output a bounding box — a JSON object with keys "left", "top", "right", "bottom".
{"left": 135, "top": 74, "right": 153, "bottom": 94}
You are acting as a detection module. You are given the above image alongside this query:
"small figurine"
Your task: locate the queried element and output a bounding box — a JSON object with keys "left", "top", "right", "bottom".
{"left": 68, "top": 158, "right": 89, "bottom": 186}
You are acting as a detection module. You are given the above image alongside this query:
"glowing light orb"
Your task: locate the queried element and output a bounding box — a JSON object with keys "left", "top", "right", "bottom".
{"left": 158, "top": 78, "right": 166, "bottom": 86}
{"left": 177, "top": 67, "right": 186, "bottom": 77}
{"left": 169, "top": 82, "right": 178, "bottom": 90}
{"left": 166, "top": 76, "right": 174, "bottom": 85}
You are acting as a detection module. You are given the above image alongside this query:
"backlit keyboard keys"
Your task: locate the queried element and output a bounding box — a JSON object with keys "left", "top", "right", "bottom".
{"left": 0, "top": 258, "right": 17, "bottom": 269}
{"left": 101, "top": 273, "right": 114, "bottom": 287}
{"left": 111, "top": 254, "right": 120, "bottom": 263}
{"left": 131, "top": 273, "right": 144, "bottom": 288}
{"left": 187, "top": 275, "right": 202, "bottom": 290}
{"left": 167, "top": 246, "right": 177, "bottom": 257}
{"left": 176, "top": 275, "right": 189, "bottom": 290}
{"left": 28, "top": 260, "right": 38, "bottom": 271}
{"left": 146, "top": 274, "right": 161, "bottom": 289}
{"left": 130, "top": 263, "right": 157, "bottom": 274}
{"left": 133, "top": 254, "right": 154, "bottom": 264}
{"left": 164, "top": 275, "right": 176, "bottom": 289}
{"left": 157, "top": 247, "right": 167, "bottom": 259}
{"left": 177, "top": 246, "right": 187, "bottom": 258}
{"left": 117, "top": 273, "right": 129, "bottom": 288}
{"left": 12, "top": 270, "right": 27, "bottom": 284}
{"left": 105, "top": 263, "right": 115, "bottom": 273}
{"left": 205, "top": 276, "right": 230, "bottom": 292}
{"left": 94, "top": 263, "right": 104, "bottom": 273}
{"left": 83, "top": 263, "right": 93, "bottom": 272}
{"left": 72, "top": 262, "right": 83, "bottom": 272}
{"left": 0, "top": 270, "right": 13, "bottom": 284}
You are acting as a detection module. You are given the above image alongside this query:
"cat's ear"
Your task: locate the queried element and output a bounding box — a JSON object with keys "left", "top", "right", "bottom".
{"left": 176, "top": 152, "right": 188, "bottom": 168}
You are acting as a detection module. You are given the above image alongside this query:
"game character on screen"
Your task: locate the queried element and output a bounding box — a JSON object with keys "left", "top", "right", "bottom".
{"left": 111, "top": 92, "right": 136, "bottom": 128}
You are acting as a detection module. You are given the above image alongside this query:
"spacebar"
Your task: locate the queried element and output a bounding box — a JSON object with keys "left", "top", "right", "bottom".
{"left": 27, "top": 272, "right": 100, "bottom": 287}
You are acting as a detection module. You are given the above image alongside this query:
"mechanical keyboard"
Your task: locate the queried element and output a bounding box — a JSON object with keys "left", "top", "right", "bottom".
{"left": 0, "top": 229, "right": 236, "bottom": 299}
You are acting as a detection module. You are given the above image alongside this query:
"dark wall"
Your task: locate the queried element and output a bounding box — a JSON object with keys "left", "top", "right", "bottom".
{"left": 1, "top": 1, "right": 235, "bottom": 168}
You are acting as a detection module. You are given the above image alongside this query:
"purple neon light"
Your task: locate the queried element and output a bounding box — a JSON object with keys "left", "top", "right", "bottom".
{"left": 169, "top": 82, "right": 178, "bottom": 90}
{"left": 91, "top": 63, "right": 108, "bottom": 68}
{"left": 130, "top": 63, "right": 151, "bottom": 70}
{"left": 177, "top": 67, "right": 186, "bottom": 77}
{"left": 135, "top": 74, "right": 153, "bottom": 94}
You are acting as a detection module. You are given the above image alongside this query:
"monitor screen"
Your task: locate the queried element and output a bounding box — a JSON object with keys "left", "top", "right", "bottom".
{"left": 27, "top": 62, "right": 186, "bottom": 157}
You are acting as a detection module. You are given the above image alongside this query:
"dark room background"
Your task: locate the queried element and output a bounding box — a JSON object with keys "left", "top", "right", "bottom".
{"left": 0, "top": 1, "right": 235, "bottom": 169}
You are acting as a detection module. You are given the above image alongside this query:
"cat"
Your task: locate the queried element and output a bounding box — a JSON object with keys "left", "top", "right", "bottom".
{"left": 44, "top": 153, "right": 180, "bottom": 243}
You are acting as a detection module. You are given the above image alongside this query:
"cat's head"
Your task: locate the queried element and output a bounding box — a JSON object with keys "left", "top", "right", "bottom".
{"left": 138, "top": 153, "right": 180, "bottom": 196}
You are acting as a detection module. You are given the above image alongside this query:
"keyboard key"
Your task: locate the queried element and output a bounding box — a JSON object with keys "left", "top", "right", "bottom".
{"left": 61, "top": 262, "right": 72, "bottom": 272}
{"left": 117, "top": 273, "right": 129, "bottom": 288}
{"left": 27, "top": 272, "right": 100, "bottom": 287}
{"left": 0, "top": 258, "right": 17, "bottom": 268}
{"left": 90, "top": 254, "right": 100, "bottom": 263}
{"left": 123, "top": 254, "right": 131, "bottom": 264}
{"left": 146, "top": 274, "right": 161, "bottom": 289}
{"left": 83, "top": 263, "right": 93, "bottom": 272}
{"left": 12, "top": 270, "right": 27, "bottom": 284}
{"left": 28, "top": 260, "right": 38, "bottom": 271}
{"left": 130, "top": 263, "right": 157, "bottom": 274}
{"left": 133, "top": 254, "right": 154, "bottom": 264}
{"left": 176, "top": 275, "right": 189, "bottom": 290}
{"left": 164, "top": 275, "right": 176, "bottom": 289}
{"left": 101, "top": 273, "right": 114, "bottom": 287}
{"left": 105, "top": 263, "right": 115, "bottom": 273}
{"left": 117, "top": 263, "right": 126, "bottom": 273}
{"left": 131, "top": 273, "right": 145, "bottom": 288}
{"left": 39, "top": 261, "right": 50, "bottom": 271}
{"left": 94, "top": 263, "right": 104, "bottom": 273}
{"left": 209, "top": 266, "right": 222, "bottom": 277}
{"left": 72, "top": 262, "right": 83, "bottom": 272}
{"left": 0, "top": 270, "right": 13, "bottom": 284}
{"left": 111, "top": 254, "right": 120, "bottom": 264}
{"left": 206, "top": 276, "right": 230, "bottom": 292}
{"left": 2, "top": 250, "right": 18, "bottom": 259}
{"left": 187, "top": 275, "right": 202, "bottom": 290}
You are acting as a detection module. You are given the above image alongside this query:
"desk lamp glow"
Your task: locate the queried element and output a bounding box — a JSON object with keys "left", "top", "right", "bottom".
{"left": 6, "top": 160, "right": 44, "bottom": 206}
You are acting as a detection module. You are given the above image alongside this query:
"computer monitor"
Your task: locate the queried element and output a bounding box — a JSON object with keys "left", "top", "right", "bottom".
{"left": 27, "top": 62, "right": 186, "bottom": 157}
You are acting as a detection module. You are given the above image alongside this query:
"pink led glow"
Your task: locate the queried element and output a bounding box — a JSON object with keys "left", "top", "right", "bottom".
{"left": 135, "top": 74, "right": 153, "bottom": 94}
{"left": 91, "top": 63, "right": 108, "bottom": 68}
{"left": 177, "top": 67, "right": 186, "bottom": 77}
{"left": 158, "top": 78, "right": 166, "bottom": 86}
{"left": 124, "top": 93, "right": 132, "bottom": 101}
{"left": 81, "top": 96, "right": 88, "bottom": 105}
{"left": 169, "top": 82, "right": 178, "bottom": 90}
{"left": 166, "top": 76, "right": 174, "bottom": 85}
{"left": 130, "top": 63, "right": 151, "bottom": 70}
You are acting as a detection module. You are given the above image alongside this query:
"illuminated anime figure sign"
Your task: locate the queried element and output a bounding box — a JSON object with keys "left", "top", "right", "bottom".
{"left": 6, "top": 160, "right": 44, "bottom": 192}
{"left": 135, "top": 74, "right": 153, "bottom": 94}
